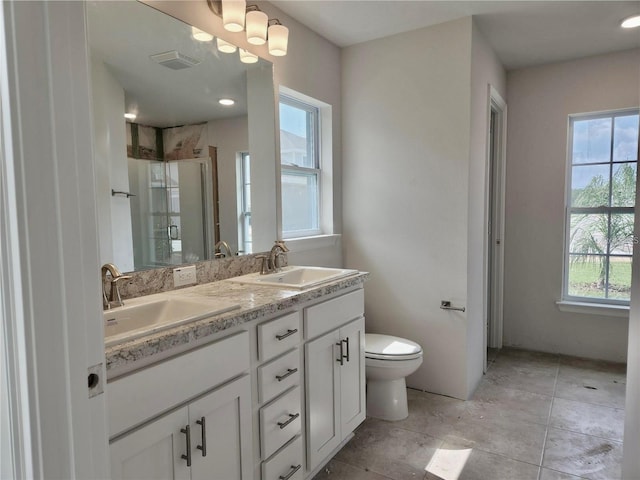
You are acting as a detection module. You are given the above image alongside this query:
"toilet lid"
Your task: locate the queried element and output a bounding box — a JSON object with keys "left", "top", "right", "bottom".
{"left": 365, "top": 333, "right": 423, "bottom": 360}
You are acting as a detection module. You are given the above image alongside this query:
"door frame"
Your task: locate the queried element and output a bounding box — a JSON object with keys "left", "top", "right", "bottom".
{"left": 484, "top": 85, "right": 507, "bottom": 369}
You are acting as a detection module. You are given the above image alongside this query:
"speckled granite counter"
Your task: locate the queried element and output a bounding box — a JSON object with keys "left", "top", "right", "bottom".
{"left": 105, "top": 272, "right": 369, "bottom": 374}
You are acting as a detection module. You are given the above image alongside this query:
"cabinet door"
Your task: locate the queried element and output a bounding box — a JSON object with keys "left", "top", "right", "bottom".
{"left": 305, "top": 329, "right": 341, "bottom": 472}
{"left": 110, "top": 407, "right": 190, "bottom": 480}
{"left": 189, "top": 375, "right": 253, "bottom": 480}
{"left": 339, "top": 317, "right": 366, "bottom": 437}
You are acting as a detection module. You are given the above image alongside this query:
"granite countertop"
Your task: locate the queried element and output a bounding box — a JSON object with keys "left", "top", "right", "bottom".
{"left": 105, "top": 272, "right": 369, "bottom": 373}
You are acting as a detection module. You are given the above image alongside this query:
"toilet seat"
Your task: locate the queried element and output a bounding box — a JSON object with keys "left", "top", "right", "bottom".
{"left": 365, "top": 333, "right": 423, "bottom": 361}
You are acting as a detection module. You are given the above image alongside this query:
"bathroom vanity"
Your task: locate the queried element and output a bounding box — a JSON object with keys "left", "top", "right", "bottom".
{"left": 105, "top": 272, "right": 368, "bottom": 480}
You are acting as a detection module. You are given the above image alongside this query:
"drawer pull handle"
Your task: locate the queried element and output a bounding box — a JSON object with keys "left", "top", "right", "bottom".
{"left": 180, "top": 425, "right": 192, "bottom": 466}
{"left": 277, "top": 413, "right": 300, "bottom": 429}
{"left": 196, "top": 416, "right": 206, "bottom": 457}
{"left": 276, "top": 329, "right": 298, "bottom": 341}
{"left": 343, "top": 337, "right": 350, "bottom": 362}
{"left": 336, "top": 341, "right": 344, "bottom": 366}
{"left": 276, "top": 368, "right": 298, "bottom": 382}
{"left": 279, "top": 464, "right": 302, "bottom": 480}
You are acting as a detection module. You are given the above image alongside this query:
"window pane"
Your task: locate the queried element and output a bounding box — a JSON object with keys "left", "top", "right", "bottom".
{"left": 613, "top": 114, "right": 639, "bottom": 162}
{"left": 609, "top": 213, "right": 635, "bottom": 255}
{"left": 608, "top": 256, "right": 632, "bottom": 300}
{"left": 569, "top": 213, "right": 608, "bottom": 254}
{"left": 282, "top": 171, "right": 319, "bottom": 232}
{"left": 567, "top": 254, "right": 607, "bottom": 299}
{"left": 571, "top": 164, "right": 610, "bottom": 207}
{"left": 280, "top": 101, "right": 317, "bottom": 168}
{"left": 611, "top": 163, "right": 637, "bottom": 207}
{"left": 572, "top": 117, "right": 612, "bottom": 164}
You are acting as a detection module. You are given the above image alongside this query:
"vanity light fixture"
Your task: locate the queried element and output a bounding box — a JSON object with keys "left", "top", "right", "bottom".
{"left": 218, "top": 98, "right": 235, "bottom": 106}
{"left": 267, "top": 19, "right": 288, "bottom": 56}
{"left": 124, "top": 113, "right": 137, "bottom": 120}
{"left": 239, "top": 48, "right": 258, "bottom": 64}
{"left": 245, "top": 5, "right": 268, "bottom": 45}
{"left": 191, "top": 26, "right": 213, "bottom": 42}
{"left": 621, "top": 14, "right": 640, "bottom": 28}
{"left": 208, "top": 0, "right": 289, "bottom": 57}
{"left": 217, "top": 37, "right": 237, "bottom": 53}
{"left": 222, "top": 0, "right": 246, "bottom": 32}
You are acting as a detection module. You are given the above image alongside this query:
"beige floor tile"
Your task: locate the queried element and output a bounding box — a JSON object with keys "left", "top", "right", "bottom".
{"left": 539, "top": 467, "right": 587, "bottom": 479}
{"left": 558, "top": 356, "right": 626, "bottom": 375}
{"left": 313, "top": 459, "right": 393, "bottom": 480}
{"left": 555, "top": 365, "right": 626, "bottom": 409}
{"left": 470, "top": 381, "right": 553, "bottom": 426}
{"left": 437, "top": 415, "right": 547, "bottom": 465}
{"left": 482, "top": 360, "right": 558, "bottom": 397}
{"left": 335, "top": 418, "right": 443, "bottom": 480}
{"left": 424, "top": 440, "right": 540, "bottom": 480}
{"left": 497, "top": 347, "right": 560, "bottom": 367}
{"left": 543, "top": 427, "right": 623, "bottom": 480}
{"left": 550, "top": 398, "right": 624, "bottom": 442}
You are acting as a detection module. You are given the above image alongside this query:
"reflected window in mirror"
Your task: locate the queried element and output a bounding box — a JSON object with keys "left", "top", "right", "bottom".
{"left": 280, "top": 93, "right": 323, "bottom": 238}
{"left": 238, "top": 152, "right": 252, "bottom": 254}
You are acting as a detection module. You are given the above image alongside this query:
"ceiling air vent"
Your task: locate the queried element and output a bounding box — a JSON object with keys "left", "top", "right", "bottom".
{"left": 150, "top": 50, "right": 200, "bottom": 70}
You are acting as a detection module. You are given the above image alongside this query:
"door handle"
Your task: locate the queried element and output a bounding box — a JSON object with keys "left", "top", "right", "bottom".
{"left": 336, "top": 341, "right": 344, "bottom": 365}
{"left": 276, "top": 368, "right": 298, "bottom": 382}
{"left": 277, "top": 413, "right": 300, "bottom": 429}
{"left": 342, "top": 337, "right": 350, "bottom": 362}
{"left": 180, "top": 425, "right": 192, "bottom": 466}
{"left": 196, "top": 416, "right": 206, "bottom": 457}
{"left": 279, "top": 464, "right": 302, "bottom": 480}
{"left": 276, "top": 328, "right": 298, "bottom": 341}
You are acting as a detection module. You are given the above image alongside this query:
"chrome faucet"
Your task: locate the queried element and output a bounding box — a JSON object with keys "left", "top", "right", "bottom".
{"left": 214, "top": 240, "right": 233, "bottom": 258}
{"left": 268, "top": 240, "right": 289, "bottom": 273}
{"left": 101, "top": 263, "right": 132, "bottom": 310}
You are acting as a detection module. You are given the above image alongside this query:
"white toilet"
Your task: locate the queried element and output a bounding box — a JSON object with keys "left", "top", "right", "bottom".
{"left": 365, "top": 333, "right": 423, "bottom": 421}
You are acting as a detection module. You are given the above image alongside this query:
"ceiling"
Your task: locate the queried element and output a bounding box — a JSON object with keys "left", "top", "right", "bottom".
{"left": 270, "top": 1, "right": 640, "bottom": 69}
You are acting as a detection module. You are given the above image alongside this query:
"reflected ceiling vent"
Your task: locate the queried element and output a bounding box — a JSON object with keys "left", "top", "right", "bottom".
{"left": 150, "top": 50, "right": 200, "bottom": 70}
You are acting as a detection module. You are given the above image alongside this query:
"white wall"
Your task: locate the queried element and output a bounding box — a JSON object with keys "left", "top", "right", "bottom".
{"left": 503, "top": 49, "right": 640, "bottom": 362}
{"left": 342, "top": 18, "right": 475, "bottom": 399}
{"left": 467, "top": 23, "right": 507, "bottom": 394}
{"left": 91, "top": 59, "right": 134, "bottom": 271}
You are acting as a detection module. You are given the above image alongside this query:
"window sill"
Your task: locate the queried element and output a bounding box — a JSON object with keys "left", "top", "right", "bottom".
{"left": 556, "top": 300, "right": 629, "bottom": 318}
{"left": 283, "top": 234, "right": 341, "bottom": 253}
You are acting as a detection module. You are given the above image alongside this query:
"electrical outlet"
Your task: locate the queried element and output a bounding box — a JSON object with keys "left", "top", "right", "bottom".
{"left": 173, "top": 265, "right": 197, "bottom": 287}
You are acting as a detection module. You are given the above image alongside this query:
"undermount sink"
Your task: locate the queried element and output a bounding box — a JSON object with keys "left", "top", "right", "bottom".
{"left": 104, "top": 295, "right": 240, "bottom": 347}
{"left": 229, "top": 266, "right": 359, "bottom": 290}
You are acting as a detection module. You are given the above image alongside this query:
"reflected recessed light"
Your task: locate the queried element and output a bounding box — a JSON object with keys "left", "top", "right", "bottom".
{"left": 219, "top": 98, "right": 235, "bottom": 106}
{"left": 621, "top": 14, "right": 640, "bottom": 28}
{"left": 124, "top": 113, "right": 137, "bottom": 120}
{"left": 191, "top": 26, "right": 213, "bottom": 42}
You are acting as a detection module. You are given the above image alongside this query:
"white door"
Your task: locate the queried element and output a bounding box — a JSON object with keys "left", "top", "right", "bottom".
{"left": 339, "top": 318, "right": 366, "bottom": 436}
{"left": 189, "top": 375, "right": 253, "bottom": 480}
{"left": 305, "top": 329, "right": 341, "bottom": 472}
{"left": 110, "top": 407, "right": 191, "bottom": 480}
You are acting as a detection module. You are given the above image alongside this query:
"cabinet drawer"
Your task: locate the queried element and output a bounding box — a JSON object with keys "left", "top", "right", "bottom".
{"left": 261, "top": 436, "right": 303, "bottom": 480}
{"left": 258, "top": 349, "right": 300, "bottom": 404}
{"left": 305, "top": 289, "right": 364, "bottom": 339}
{"left": 108, "top": 330, "right": 249, "bottom": 438}
{"left": 260, "top": 386, "right": 301, "bottom": 459}
{"left": 258, "top": 312, "right": 301, "bottom": 362}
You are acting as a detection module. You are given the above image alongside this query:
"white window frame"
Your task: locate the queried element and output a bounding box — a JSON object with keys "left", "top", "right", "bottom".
{"left": 279, "top": 90, "right": 329, "bottom": 240}
{"left": 562, "top": 108, "right": 639, "bottom": 307}
{"left": 237, "top": 152, "right": 252, "bottom": 254}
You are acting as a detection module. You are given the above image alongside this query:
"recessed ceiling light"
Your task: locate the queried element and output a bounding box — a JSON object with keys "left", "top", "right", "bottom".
{"left": 219, "top": 98, "right": 235, "bottom": 106}
{"left": 124, "top": 113, "right": 137, "bottom": 120}
{"left": 621, "top": 14, "right": 640, "bottom": 28}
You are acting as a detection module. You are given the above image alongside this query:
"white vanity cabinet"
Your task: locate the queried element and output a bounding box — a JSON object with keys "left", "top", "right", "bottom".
{"left": 110, "top": 375, "right": 252, "bottom": 480}
{"left": 108, "top": 331, "right": 253, "bottom": 480}
{"left": 304, "top": 290, "right": 366, "bottom": 473}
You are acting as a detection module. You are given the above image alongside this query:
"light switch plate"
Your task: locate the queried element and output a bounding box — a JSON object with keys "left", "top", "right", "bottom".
{"left": 173, "top": 265, "right": 197, "bottom": 287}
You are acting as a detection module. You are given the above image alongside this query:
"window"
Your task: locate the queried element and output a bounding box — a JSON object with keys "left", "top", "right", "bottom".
{"left": 564, "top": 109, "right": 639, "bottom": 304}
{"left": 280, "top": 95, "right": 321, "bottom": 238}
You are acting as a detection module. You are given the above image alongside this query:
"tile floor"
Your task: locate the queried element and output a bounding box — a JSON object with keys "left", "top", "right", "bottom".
{"left": 314, "top": 347, "right": 626, "bottom": 480}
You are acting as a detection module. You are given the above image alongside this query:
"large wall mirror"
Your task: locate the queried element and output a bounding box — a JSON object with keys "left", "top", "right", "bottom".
{"left": 88, "top": 0, "right": 277, "bottom": 272}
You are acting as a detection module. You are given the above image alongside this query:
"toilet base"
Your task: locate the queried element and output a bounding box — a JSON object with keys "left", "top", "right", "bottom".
{"left": 366, "top": 378, "right": 408, "bottom": 421}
